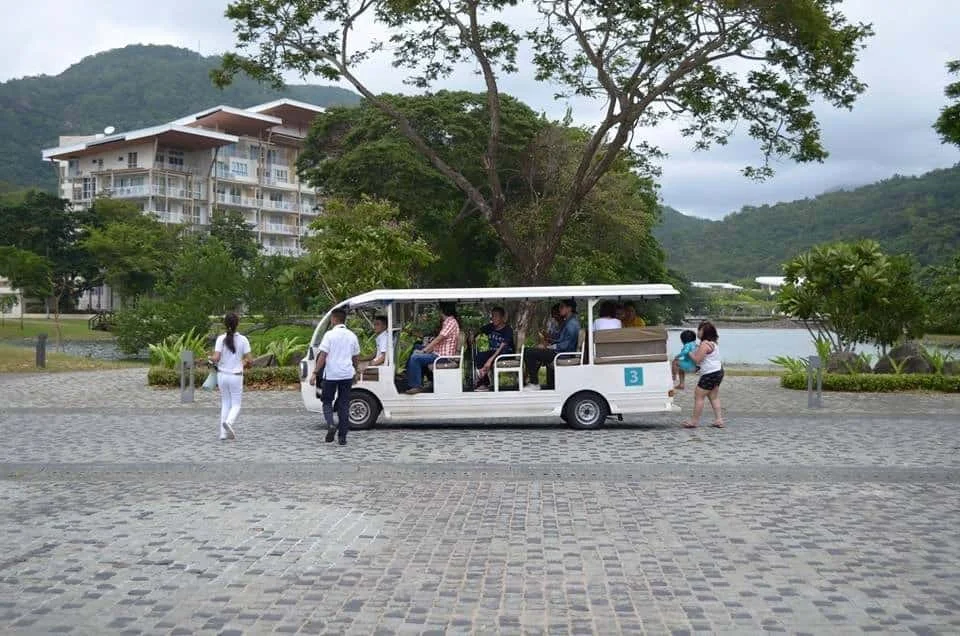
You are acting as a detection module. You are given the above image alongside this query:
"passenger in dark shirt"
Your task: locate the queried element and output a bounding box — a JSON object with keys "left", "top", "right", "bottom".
{"left": 473, "top": 306, "right": 514, "bottom": 390}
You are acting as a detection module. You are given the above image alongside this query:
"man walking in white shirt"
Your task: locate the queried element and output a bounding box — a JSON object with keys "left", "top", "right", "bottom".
{"left": 310, "top": 308, "right": 360, "bottom": 445}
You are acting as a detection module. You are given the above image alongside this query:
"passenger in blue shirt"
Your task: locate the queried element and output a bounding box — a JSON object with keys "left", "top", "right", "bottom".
{"left": 524, "top": 298, "right": 580, "bottom": 390}
{"left": 473, "top": 306, "right": 515, "bottom": 391}
{"left": 671, "top": 329, "right": 699, "bottom": 390}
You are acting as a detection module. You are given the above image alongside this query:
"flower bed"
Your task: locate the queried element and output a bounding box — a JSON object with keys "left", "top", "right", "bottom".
{"left": 781, "top": 371, "right": 960, "bottom": 393}
{"left": 148, "top": 366, "right": 300, "bottom": 389}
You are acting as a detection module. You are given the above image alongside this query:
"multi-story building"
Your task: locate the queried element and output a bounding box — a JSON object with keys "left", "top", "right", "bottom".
{"left": 41, "top": 99, "right": 325, "bottom": 310}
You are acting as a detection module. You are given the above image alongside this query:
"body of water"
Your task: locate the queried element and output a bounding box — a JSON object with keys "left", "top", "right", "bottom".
{"left": 665, "top": 328, "right": 946, "bottom": 366}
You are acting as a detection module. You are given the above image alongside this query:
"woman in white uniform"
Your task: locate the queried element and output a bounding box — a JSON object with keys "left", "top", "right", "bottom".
{"left": 210, "top": 312, "right": 252, "bottom": 441}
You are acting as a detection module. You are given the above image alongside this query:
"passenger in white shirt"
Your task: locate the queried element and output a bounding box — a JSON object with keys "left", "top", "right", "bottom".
{"left": 367, "top": 315, "right": 390, "bottom": 366}
{"left": 210, "top": 312, "right": 253, "bottom": 441}
{"left": 592, "top": 300, "right": 623, "bottom": 331}
{"left": 310, "top": 308, "right": 360, "bottom": 445}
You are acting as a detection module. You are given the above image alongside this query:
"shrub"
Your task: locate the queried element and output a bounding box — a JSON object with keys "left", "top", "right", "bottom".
{"left": 770, "top": 355, "right": 808, "bottom": 374}
{"left": 266, "top": 337, "right": 307, "bottom": 366}
{"left": 147, "top": 328, "right": 208, "bottom": 369}
{"left": 147, "top": 366, "right": 300, "bottom": 388}
{"left": 781, "top": 371, "right": 960, "bottom": 393}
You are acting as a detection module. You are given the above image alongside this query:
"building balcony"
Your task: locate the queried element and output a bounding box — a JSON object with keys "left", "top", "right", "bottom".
{"left": 262, "top": 198, "right": 293, "bottom": 211}
{"left": 262, "top": 245, "right": 302, "bottom": 257}
{"left": 261, "top": 223, "right": 298, "bottom": 236}
{"left": 215, "top": 192, "right": 260, "bottom": 208}
{"left": 107, "top": 184, "right": 203, "bottom": 199}
{"left": 262, "top": 175, "right": 298, "bottom": 189}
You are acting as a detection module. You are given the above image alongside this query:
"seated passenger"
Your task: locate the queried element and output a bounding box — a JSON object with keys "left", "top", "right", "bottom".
{"left": 593, "top": 300, "right": 622, "bottom": 331}
{"left": 621, "top": 301, "right": 646, "bottom": 328}
{"left": 539, "top": 303, "right": 563, "bottom": 346}
{"left": 524, "top": 298, "right": 580, "bottom": 390}
{"left": 473, "top": 306, "right": 515, "bottom": 391}
{"left": 405, "top": 303, "right": 460, "bottom": 394}
{"left": 361, "top": 315, "right": 390, "bottom": 367}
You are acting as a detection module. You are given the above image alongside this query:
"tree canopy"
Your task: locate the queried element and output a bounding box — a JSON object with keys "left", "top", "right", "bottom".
{"left": 934, "top": 59, "right": 960, "bottom": 147}
{"left": 216, "top": 0, "right": 872, "bottom": 286}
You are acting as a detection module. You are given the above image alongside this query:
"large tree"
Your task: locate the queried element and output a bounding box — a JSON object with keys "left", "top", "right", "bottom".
{"left": 934, "top": 60, "right": 960, "bottom": 146}
{"left": 83, "top": 199, "right": 182, "bottom": 305}
{"left": 216, "top": 0, "right": 871, "bottom": 286}
{"left": 0, "top": 191, "right": 101, "bottom": 345}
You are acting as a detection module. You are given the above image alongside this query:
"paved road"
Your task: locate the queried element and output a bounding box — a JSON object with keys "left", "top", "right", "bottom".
{"left": 1, "top": 370, "right": 959, "bottom": 635}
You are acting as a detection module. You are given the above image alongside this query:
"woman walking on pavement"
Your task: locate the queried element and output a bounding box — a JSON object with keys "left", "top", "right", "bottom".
{"left": 682, "top": 320, "right": 725, "bottom": 429}
{"left": 210, "top": 312, "right": 252, "bottom": 441}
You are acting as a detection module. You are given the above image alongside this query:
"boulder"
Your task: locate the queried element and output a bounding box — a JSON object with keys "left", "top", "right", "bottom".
{"left": 251, "top": 353, "right": 277, "bottom": 368}
{"left": 874, "top": 355, "right": 931, "bottom": 375}
{"left": 873, "top": 341, "right": 934, "bottom": 374}
{"left": 826, "top": 352, "right": 871, "bottom": 374}
{"left": 887, "top": 341, "right": 924, "bottom": 361}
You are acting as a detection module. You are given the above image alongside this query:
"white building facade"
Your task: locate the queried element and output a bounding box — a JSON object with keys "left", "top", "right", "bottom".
{"left": 41, "top": 99, "right": 325, "bottom": 311}
{"left": 0, "top": 277, "right": 23, "bottom": 319}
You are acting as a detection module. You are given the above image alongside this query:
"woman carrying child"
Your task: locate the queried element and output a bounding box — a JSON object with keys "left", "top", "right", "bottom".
{"left": 681, "top": 321, "right": 724, "bottom": 429}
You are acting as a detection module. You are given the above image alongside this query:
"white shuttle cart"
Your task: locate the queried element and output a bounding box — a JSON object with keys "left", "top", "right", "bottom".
{"left": 299, "top": 284, "right": 681, "bottom": 429}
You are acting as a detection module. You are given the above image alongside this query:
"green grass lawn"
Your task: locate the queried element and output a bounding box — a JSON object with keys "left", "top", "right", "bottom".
{"left": 0, "top": 344, "right": 146, "bottom": 373}
{"left": 0, "top": 318, "right": 115, "bottom": 341}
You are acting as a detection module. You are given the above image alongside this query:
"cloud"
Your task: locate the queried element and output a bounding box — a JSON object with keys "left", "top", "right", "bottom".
{"left": 2, "top": 0, "right": 958, "bottom": 218}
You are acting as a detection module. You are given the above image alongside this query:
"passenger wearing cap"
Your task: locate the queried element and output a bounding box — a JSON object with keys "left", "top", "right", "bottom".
{"left": 523, "top": 298, "right": 580, "bottom": 390}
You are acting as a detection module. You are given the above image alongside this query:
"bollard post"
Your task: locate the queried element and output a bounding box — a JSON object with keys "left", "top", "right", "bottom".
{"left": 180, "top": 350, "right": 195, "bottom": 403}
{"left": 807, "top": 355, "right": 823, "bottom": 408}
{"left": 36, "top": 333, "right": 47, "bottom": 369}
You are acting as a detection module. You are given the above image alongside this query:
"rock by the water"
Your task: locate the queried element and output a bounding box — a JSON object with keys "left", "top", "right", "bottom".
{"left": 251, "top": 353, "right": 277, "bottom": 368}
{"left": 826, "top": 352, "right": 872, "bottom": 374}
{"left": 874, "top": 355, "right": 932, "bottom": 375}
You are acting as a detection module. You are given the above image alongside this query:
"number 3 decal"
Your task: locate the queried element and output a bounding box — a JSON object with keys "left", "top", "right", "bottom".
{"left": 624, "top": 367, "right": 644, "bottom": 386}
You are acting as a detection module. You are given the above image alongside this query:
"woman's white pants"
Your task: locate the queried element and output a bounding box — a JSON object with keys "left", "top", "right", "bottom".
{"left": 219, "top": 373, "right": 244, "bottom": 429}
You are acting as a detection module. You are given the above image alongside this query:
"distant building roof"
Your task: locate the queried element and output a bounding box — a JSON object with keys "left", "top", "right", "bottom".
{"left": 692, "top": 282, "right": 744, "bottom": 291}
{"left": 755, "top": 276, "right": 787, "bottom": 287}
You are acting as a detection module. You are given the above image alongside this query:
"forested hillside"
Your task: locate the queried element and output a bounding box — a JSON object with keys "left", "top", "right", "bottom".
{"left": 655, "top": 164, "right": 960, "bottom": 280}
{"left": 0, "top": 45, "right": 360, "bottom": 190}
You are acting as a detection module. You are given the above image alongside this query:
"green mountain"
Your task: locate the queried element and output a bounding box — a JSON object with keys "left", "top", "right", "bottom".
{"left": 0, "top": 45, "right": 360, "bottom": 190}
{"left": 655, "top": 164, "right": 960, "bottom": 280}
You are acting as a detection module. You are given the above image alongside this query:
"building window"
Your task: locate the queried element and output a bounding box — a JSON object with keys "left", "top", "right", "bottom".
{"left": 155, "top": 152, "right": 165, "bottom": 164}
{"left": 82, "top": 177, "right": 96, "bottom": 200}
{"left": 248, "top": 145, "right": 260, "bottom": 161}
{"left": 127, "top": 152, "right": 138, "bottom": 168}
{"left": 273, "top": 168, "right": 289, "bottom": 183}
{"left": 167, "top": 150, "right": 184, "bottom": 169}
{"left": 269, "top": 192, "right": 284, "bottom": 204}
{"left": 230, "top": 160, "right": 248, "bottom": 177}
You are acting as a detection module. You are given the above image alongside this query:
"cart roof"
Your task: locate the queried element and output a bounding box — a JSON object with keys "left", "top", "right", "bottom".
{"left": 341, "top": 284, "right": 679, "bottom": 308}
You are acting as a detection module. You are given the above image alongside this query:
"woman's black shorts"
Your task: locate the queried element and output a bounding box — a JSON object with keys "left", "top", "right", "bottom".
{"left": 697, "top": 369, "right": 724, "bottom": 391}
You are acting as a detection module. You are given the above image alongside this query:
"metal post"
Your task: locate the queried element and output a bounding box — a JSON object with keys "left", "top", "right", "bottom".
{"left": 807, "top": 355, "right": 823, "bottom": 408}
{"left": 36, "top": 333, "right": 47, "bottom": 369}
{"left": 180, "top": 350, "right": 195, "bottom": 403}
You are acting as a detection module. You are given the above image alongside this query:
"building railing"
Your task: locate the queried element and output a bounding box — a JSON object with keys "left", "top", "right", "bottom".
{"left": 262, "top": 223, "right": 297, "bottom": 236}
{"left": 262, "top": 245, "right": 302, "bottom": 257}
{"left": 262, "top": 199, "right": 293, "bottom": 211}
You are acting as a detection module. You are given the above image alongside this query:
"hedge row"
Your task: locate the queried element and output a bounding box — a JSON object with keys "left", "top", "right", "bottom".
{"left": 781, "top": 371, "right": 960, "bottom": 393}
{"left": 148, "top": 366, "right": 300, "bottom": 388}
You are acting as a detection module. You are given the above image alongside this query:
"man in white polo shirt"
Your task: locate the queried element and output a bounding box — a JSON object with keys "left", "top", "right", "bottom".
{"left": 310, "top": 308, "right": 360, "bottom": 445}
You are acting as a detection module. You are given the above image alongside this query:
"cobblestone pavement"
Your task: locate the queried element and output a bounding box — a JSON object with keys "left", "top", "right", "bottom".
{"left": 1, "top": 370, "right": 959, "bottom": 634}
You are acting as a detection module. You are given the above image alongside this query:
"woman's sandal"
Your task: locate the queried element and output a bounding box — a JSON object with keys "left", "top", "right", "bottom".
{"left": 681, "top": 420, "right": 698, "bottom": 429}
{"left": 711, "top": 419, "right": 725, "bottom": 428}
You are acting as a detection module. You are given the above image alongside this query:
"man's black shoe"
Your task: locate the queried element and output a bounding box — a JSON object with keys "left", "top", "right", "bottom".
{"left": 325, "top": 428, "right": 336, "bottom": 443}
{"left": 338, "top": 438, "right": 347, "bottom": 446}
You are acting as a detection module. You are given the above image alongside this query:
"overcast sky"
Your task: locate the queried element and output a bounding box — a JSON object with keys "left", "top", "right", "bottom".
{"left": 2, "top": 0, "right": 958, "bottom": 218}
